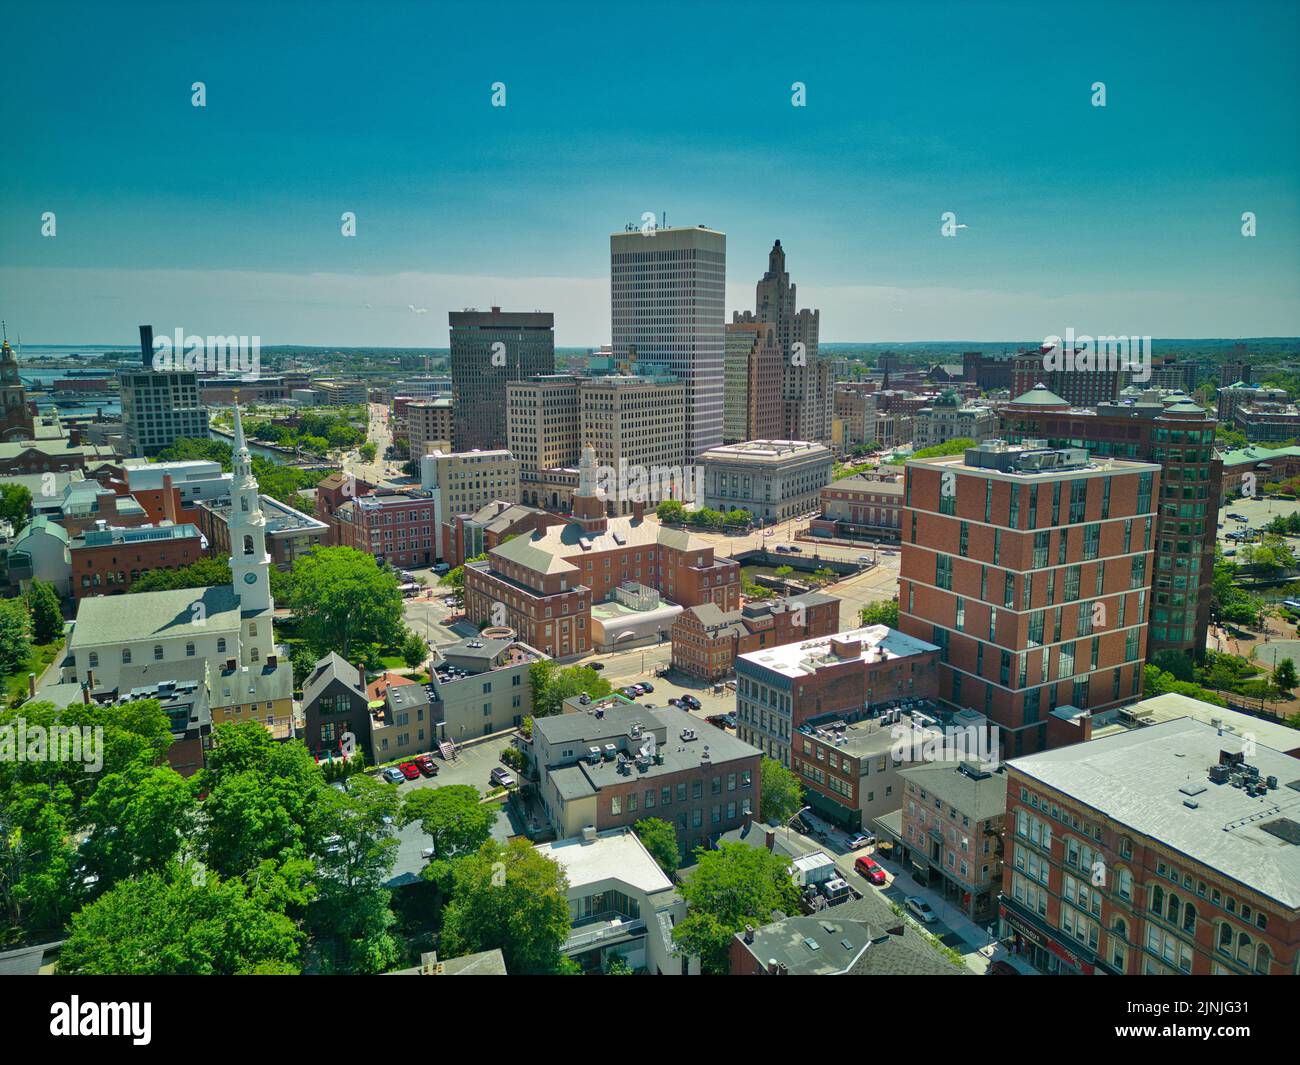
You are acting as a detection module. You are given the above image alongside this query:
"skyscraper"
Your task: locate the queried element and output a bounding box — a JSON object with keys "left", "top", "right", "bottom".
{"left": 746, "top": 240, "right": 831, "bottom": 443}
{"left": 449, "top": 307, "right": 555, "bottom": 452}
{"left": 611, "top": 225, "right": 726, "bottom": 459}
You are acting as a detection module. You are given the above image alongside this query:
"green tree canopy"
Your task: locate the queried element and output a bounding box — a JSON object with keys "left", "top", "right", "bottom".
{"left": 440, "top": 838, "right": 572, "bottom": 974}
{"left": 759, "top": 756, "right": 803, "bottom": 825}
{"left": 26, "top": 580, "right": 63, "bottom": 644}
{"left": 401, "top": 784, "right": 496, "bottom": 861}
{"left": 529, "top": 660, "right": 612, "bottom": 717}
{"left": 288, "top": 547, "right": 405, "bottom": 660}
{"left": 633, "top": 818, "right": 679, "bottom": 875}
{"left": 0, "top": 482, "right": 33, "bottom": 534}
{"left": 859, "top": 599, "right": 900, "bottom": 628}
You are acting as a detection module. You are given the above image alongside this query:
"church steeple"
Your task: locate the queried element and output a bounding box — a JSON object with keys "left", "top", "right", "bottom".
{"left": 571, "top": 443, "right": 608, "bottom": 532}
{"left": 228, "top": 396, "right": 273, "bottom": 612}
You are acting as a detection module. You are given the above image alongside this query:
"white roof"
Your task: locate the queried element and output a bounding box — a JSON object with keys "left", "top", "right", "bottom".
{"left": 737, "top": 625, "right": 939, "bottom": 679}
{"left": 536, "top": 829, "right": 672, "bottom": 895}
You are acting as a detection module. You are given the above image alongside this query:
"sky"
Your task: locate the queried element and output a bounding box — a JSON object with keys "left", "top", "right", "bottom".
{"left": 2, "top": 0, "right": 1298, "bottom": 347}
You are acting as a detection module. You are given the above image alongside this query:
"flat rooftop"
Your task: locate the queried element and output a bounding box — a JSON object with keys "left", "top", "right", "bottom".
{"left": 536, "top": 829, "right": 673, "bottom": 895}
{"left": 738, "top": 624, "right": 939, "bottom": 679}
{"left": 1094, "top": 693, "right": 1300, "bottom": 755}
{"left": 1008, "top": 718, "right": 1300, "bottom": 910}
{"left": 701, "top": 440, "right": 831, "bottom": 463}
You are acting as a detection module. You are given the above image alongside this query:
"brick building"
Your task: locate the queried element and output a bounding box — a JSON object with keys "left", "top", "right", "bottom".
{"left": 333, "top": 491, "right": 437, "bottom": 569}
{"left": 670, "top": 591, "right": 840, "bottom": 681}
{"left": 900, "top": 440, "right": 1160, "bottom": 757}
{"left": 735, "top": 624, "right": 941, "bottom": 767}
{"left": 464, "top": 445, "right": 740, "bottom": 659}
{"left": 314, "top": 472, "right": 376, "bottom": 546}
{"left": 812, "top": 474, "right": 904, "bottom": 542}
{"left": 1002, "top": 719, "right": 1300, "bottom": 975}
{"left": 70, "top": 523, "right": 205, "bottom": 598}
{"left": 531, "top": 699, "right": 762, "bottom": 861}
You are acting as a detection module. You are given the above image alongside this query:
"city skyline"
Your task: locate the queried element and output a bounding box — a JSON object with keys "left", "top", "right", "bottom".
{"left": 3, "top": 1, "right": 1298, "bottom": 345}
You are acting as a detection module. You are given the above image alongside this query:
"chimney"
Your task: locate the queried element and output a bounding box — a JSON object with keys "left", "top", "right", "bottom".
{"left": 632, "top": 500, "right": 645, "bottom": 522}
{"left": 766, "top": 959, "right": 779, "bottom": 975}
{"left": 764, "top": 829, "right": 775, "bottom": 851}
{"left": 139, "top": 325, "right": 154, "bottom": 370}
{"left": 162, "top": 473, "right": 178, "bottom": 524}
{"left": 28, "top": 672, "right": 36, "bottom": 697}
{"left": 69, "top": 427, "right": 81, "bottom": 446}
{"left": 743, "top": 924, "right": 755, "bottom": 944}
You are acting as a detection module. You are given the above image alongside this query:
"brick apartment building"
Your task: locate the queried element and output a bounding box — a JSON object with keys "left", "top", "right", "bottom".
{"left": 70, "top": 523, "right": 205, "bottom": 598}
{"left": 998, "top": 385, "right": 1219, "bottom": 657}
{"left": 531, "top": 699, "right": 762, "bottom": 861}
{"left": 196, "top": 492, "right": 328, "bottom": 569}
{"left": 463, "top": 446, "right": 740, "bottom": 659}
{"left": 670, "top": 591, "right": 840, "bottom": 681}
{"left": 313, "top": 472, "right": 377, "bottom": 546}
{"left": 735, "top": 624, "right": 941, "bottom": 767}
{"left": 333, "top": 491, "right": 438, "bottom": 569}
{"left": 899, "top": 439, "right": 1160, "bottom": 757}
{"left": 1002, "top": 719, "right": 1299, "bottom": 975}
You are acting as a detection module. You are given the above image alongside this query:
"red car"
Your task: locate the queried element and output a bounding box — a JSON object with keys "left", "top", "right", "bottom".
{"left": 398, "top": 762, "right": 421, "bottom": 780}
{"left": 854, "top": 856, "right": 887, "bottom": 885}
{"left": 414, "top": 755, "right": 439, "bottom": 778}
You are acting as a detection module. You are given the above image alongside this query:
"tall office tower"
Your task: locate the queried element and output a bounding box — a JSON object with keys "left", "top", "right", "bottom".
{"left": 506, "top": 374, "right": 582, "bottom": 476}
{"left": 999, "top": 385, "right": 1222, "bottom": 658}
{"left": 899, "top": 439, "right": 1160, "bottom": 758}
{"left": 449, "top": 307, "right": 555, "bottom": 452}
{"left": 723, "top": 321, "right": 783, "bottom": 443}
{"left": 579, "top": 374, "right": 687, "bottom": 512}
{"left": 611, "top": 225, "right": 726, "bottom": 459}
{"left": 120, "top": 324, "right": 208, "bottom": 457}
{"left": 746, "top": 240, "right": 831, "bottom": 443}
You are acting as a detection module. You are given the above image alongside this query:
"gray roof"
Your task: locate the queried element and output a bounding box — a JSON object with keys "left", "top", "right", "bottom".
{"left": 303, "top": 652, "right": 363, "bottom": 706}
{"left": 0, "top": 941, "right": 62, "bottom": 976}
{"left": 69, "top": 585, "right": 243, "bottom": 648}
{"left": 1009, "top": 385, "right": 1069, "bottom": 407}
{"left": 388, "top": 683, "right": 432, "bottom": 713}
{"left": 898, "top": 762, "right": 1009, "bottom": 822}
{"left": 383, "top": 948, "right": 508, "bottom": 976}
{"left": 1008, "top": 718, "right": 1300, "bottom": 909}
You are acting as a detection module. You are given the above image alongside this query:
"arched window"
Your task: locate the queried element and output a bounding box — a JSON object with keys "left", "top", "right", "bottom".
{"left": 243, "top": 535, "right": 254, "bottom": 555}
{"left": 1236, "top": 931, "right": 1252, "bottom": 965}
{"left": 1167, "top": 894, "right": 1180, "bottom": 925}
{"left": 1182, "top": 903, "right": 1197, "bottom": 935}
{"left": 1218, "top": 922, "right": 1233, "bottom": 955}
{"left": 1255, "top": 944, "right": 1271, "bottom": 975}
{"left": 1150, "top": 885, "right": 1164, "bottom": 914}
{"left": 241, "top": 496, "right": 249, "bottom": 512}
{"left": 1117, "top": 868, "right": 1133, "bottom": 900}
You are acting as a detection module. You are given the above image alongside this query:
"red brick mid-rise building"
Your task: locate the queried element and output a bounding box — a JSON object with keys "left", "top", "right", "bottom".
{"left": 671, "top": 591, "right": 840, "bottom": 681}
{"left": 332, "top": 490, "right": 438, "bottom": 569}
{"left": 464, "top": 446, "right": 741, "bottom": 659}
{"left": 899, "top": 440, "right": 1160, "bottom": 757}
{"left": 1002, "top": 718, "right": 1300, "bottom": 975}
{"left": 313, "top": 471, "right": 376, "bottom": 547}
{"left": 70, "top": 523, "right": 205, "bottom": 598}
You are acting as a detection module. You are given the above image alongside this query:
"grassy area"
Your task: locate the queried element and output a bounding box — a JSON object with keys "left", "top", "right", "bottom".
{"left": 4, "top": 639, "right": 65, "bottom": 707}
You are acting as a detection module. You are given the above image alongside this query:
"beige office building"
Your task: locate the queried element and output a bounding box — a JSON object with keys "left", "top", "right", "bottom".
{"left": 701, "top": 439, "right": 834, "bottom": 523}
{"left": 506, "top": 374, "right": 582, "bottom": 476}
{"left": 580, "top": 375, "right": 688, "bottom": 512}
{"left": 407, "top": 397, "right": 455, "bottom": 457}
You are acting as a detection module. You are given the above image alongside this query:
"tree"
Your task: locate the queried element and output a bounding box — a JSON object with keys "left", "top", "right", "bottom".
{"left": 529, "top": 660, "right": 612, "bottom": 717}
{"left": 440, "top": 839, "right": 572, "bottom": 975}
{"left": 1274, "top": 657, "right": 1298, "bottom": 694}
{"left": 59, "top": 863, "right": 308, "bottom": 975}
{"left": 0, "top": 483, "right": 32, "bottom": 534}
{"left": 25, "top": 580, "right": 63, "bottom": 644}
{"left": 860, "top": 599, "right": 900, "bottom": 627}
{"left": 633, "top": 818, "right": 679, "bottom": 875}
{"left": 672, "top": 843, "right": 801, "bottom": 973}
{"left": 1150, "top": 649, "right": 1195, "bottom": 683}
{"left": 0, "top": 781, "right": 78, "bottom": 935}
{"left": 401, "top": 630, "right": 428, "bottom": 670}
{"left": 130, "top": 556, "right": 233, "bottom": 594}
{"left": 911, "top": 438, "right": 975, "bottom": 459}
{"left": 0, "top": 598, "right": 31, "bottom": 680}
{"left": 656, "top": 499, "right": 686, "bottom": 525}
{"left": 289, "top": 547, "right": 405, "bottom": 660}
{"left": 760, "top": 756, "right": 803, "bottom": 825}
{"left": 79, "top": 765, "right": 197, "bottom": 892}
{"left": 401, "top": 785, "right": 496, "bottom": 861}
{"left": 359, "top": 442, "right": 377, "bottom": 462}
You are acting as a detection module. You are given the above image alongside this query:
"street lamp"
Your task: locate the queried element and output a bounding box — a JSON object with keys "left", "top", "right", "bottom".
{"left": 784, "top": 805, "right": 811, "bottom": 847}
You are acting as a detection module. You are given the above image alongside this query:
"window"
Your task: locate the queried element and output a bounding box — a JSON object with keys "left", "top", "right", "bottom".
{"left": 153, "top": 644, "right": 164, "bottom": 661}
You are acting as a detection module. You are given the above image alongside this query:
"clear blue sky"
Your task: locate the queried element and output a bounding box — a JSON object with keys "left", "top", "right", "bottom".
{"left": 2, "top": 0, "right": 1298, "bottom": 345}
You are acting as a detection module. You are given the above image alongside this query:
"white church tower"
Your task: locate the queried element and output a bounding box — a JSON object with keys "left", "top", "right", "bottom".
{"left": 228, "top": 397, "right": 274, "bottom": 614}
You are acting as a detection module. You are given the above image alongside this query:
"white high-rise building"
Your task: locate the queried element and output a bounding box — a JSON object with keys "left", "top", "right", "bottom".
{"left": 611, "top": 225, "right": 726, "bottom": 459}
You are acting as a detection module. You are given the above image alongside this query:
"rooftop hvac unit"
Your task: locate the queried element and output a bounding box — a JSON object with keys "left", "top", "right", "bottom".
{"left": 588, "top": 747, "right": 601, "bottom": 764}
{"left": 603, "top": 744, "right": 618, "bottom": 761}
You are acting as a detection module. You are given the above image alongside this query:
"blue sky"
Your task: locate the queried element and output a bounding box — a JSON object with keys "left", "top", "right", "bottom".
{"left": 2, "top": 0, "right": 1298, "bottom": 345}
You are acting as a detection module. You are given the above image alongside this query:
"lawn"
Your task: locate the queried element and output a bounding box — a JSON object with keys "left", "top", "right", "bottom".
{"left": 4, "top": 638, "right": 65, "bottom": 707}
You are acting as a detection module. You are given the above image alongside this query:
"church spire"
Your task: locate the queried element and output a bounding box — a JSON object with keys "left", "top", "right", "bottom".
{"left": 228, "top": 395, "right": 272, "bottom": 612}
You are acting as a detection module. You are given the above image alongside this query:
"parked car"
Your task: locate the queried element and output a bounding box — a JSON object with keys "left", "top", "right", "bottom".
{"left": 641, "top": 682, "right": 654, "bottom": 693}
{"left": 788, "top": 545, "right": 803, "bottom": 553}
{"left": 854, "top": 856, "right": 887, "bottom": 885}
{"left": 398, "top": 762, "right": 420, "bottom": 780}
{"left": 631, "top": 683, "right": 648, "bottom": 695}
{"left": 489, "top": 767, "right": 515, "bottom": 788}
{"left": 680, "top": 694, "right": 701, "bottom": 710}
{"left": 774, "top": 545, "right": 791, "bottom": 554}
{"left": 1228, "top": 512, "right": 1248, "bottom": 521}
{"left": 382, "top": 767, "right": 406, "bottom": 784}
{"left": 846, "top": 833, "right": 875, "bottom": 851}
{"left": 667, "top": 697, "right": 682, "bottom": 707}
{"left": 905, "top": 896, "right": 938, "bottom": 923}
{"left": 791, "top": 815, "right": 814, "bottom": 835}
{"left": 414, "top": 754, "right": 439, "bottom": 777}
{"left": 589, "top": 661, "right": 604, "bottom": 670}
{"left": 1283, "top": 599, "right": 1300, "bottom": 612}
{"left": 706, "top": 714, "right": 730, "bottom": 729}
